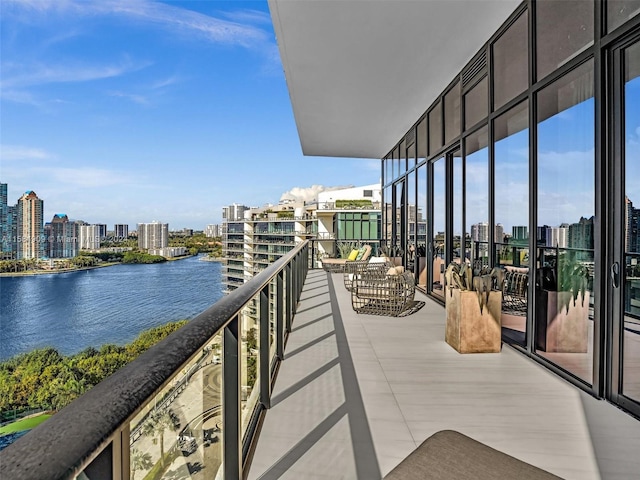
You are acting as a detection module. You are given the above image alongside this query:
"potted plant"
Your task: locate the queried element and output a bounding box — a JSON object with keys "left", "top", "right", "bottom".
{"left": 444, "top": 262, "right": 503, "bottom": 353}
{"left": 535, "top": 254, "right": 590, "bottom": 352}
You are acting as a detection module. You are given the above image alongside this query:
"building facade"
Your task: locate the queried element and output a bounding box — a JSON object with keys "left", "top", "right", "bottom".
{"left": 78, "top": 224, "right": 101, "bottom": 251}
{"left": 137, "top": 222, "right": 169, "bottom": 250}
{"left": 223, "top": 204, "right": 249, "bottom": 222}
{"left": 0, "top": 183, "right": 15, "bottom": 260}
{"left": 46, "top": 214, "right": 77, "bottom": 258}
{"left": 16, "top": 190, "right": 44, "bottom": 260}
{"left": 205, "top": 224, "right": 222, "bottom": 238}
{"left": 270, "top": 0, "right": 640, "bottom": 418}
{"left": 374, "top": 1, "right": 640, "bottom": 417}
{"left": 114, "top": 224, "right": 129, "bottom": 239}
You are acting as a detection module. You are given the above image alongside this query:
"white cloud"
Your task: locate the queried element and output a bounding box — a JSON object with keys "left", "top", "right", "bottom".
{"left": 280, "top": 185, "right": 352, "bottom": 204}
{"left": 4, "top": 0, "right": 269, "bottom": 48}
{"left": 44, "top": 167, "right": 133, "bottom": 188}
{"left": 0, "top": 144, "right": 55, "bottom": 161}
{"left": 108, "top": 90, "right": 149, "bottom": 105}
{"left": 1, "top": 58, "right": 151, "bottom": 90}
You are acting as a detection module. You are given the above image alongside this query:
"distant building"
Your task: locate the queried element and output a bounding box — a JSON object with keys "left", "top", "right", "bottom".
{"left": 223, "top": 204, "right": 249, "bottom": 222}
{"left": 546, "top": 224, "right": 569, "bottom": 248}
{"left": 96, "top": 224, "right": 108, "bottom": 239}
{"left": 0, "top": 183, "right": 15, "bottom": 259}
{"left": 47, "top": 214, "right": 77, "bottom": 258}
{"left": 205, "top": 224, "right": 222, "bottom": 238}
{"left": 79, "top": 224, "right": 101, "bottom": 250}
{"left": 568, "top": 216, "right": 594, "bottom": 251}
{"left": 16, "top": 190, "right": 44, "bottom": 259}
{"left": 138, "top": 221, "right": 169, "bottom": 250}
{"left": 222, "top": 185, "right": 382, "bottom": 293}
{"left": 114, "top": 224, "right": 129, "bottom": 239}
{"left": 512, "top": 226, "right": 528, "bottom": 242}
{"left": 148, "top": 246, "right": 187, "bottom": 258}
{"left": 627, "top": 197, "right": 640, "bottom": 254}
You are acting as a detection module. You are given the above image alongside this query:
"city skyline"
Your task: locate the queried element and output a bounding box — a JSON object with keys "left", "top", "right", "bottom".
{"left": 0, "top": 0, "right": 380, "bottom": 230}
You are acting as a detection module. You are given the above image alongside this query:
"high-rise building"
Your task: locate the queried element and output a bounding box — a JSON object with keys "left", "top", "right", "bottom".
{"left": 79, "top": 224, "right": 101, "bottom": 250}
{"left": 114, "top": 224, "right": 129, "bottom": 239}
{"left": 626, "top": 197, "right": 640, "bottom": 254}
{"left": 96, "top": 224, "right": 108, "bottom": 239}
{"left": 16, "top": 190, "right": 44, "bottom": 259}
{"left": 222, "top": 185, "right": 382, "bottom": 293}
{"left": 512, "top": 226, "right": 528, "bottom": 242}
{"left": 205, "top": 224, "right": 222, "bottom": 238}
{"left": 568, "top": 216, "right": 594, "bottom": 251}
{"left": 138, "top": 221, "right": 169, "bottom": 250}
{"left": 0, "top": 183, "right": 14, "bottom": 259}
{"left": 223, "top": 204, "right": 249, "bottom": 222}
{"left": 47, "top": 214, "right": 77, "bottom": 258}
{"left": 546, "top": 224, "right": 569, "bottom": 248}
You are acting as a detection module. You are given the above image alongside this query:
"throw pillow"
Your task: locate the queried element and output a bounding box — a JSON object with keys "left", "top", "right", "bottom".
{"left": 347, "top": 249, "right": 359, "bottom": 261}
{"left": 355, "top": 246, "right": 367, "bottom": 261}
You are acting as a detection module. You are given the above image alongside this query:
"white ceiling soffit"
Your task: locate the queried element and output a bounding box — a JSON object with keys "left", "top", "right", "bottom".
{"left": 269, "top": 0, "right": 521, "bottom": 159}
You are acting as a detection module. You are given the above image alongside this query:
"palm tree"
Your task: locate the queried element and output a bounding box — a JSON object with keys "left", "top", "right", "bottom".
{"left": 141, "top": 409, "right": 180, "bottom": 467}
{"left": 130, "top": 448, "right": 153, "bottom": 480}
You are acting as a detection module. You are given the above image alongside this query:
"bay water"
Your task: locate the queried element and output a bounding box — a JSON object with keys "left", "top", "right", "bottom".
{"left": 0, "top": 255, "right": 224, "bottom": 361}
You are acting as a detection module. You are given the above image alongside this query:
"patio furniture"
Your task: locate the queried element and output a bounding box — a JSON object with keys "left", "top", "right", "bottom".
{"left": 321, "top": 244, "right": 372, "bottom": 273}
{"left": 502, "top": 269, "right": 528, "bottom": 315}
{"left": 351, "top": 267, "right": 417, "bottom": 316}
{"left": 384, "top": 430, "right": 561, "bottom": 479}
{"left": 343, "top": 256, "right": 392, "bottom": 291}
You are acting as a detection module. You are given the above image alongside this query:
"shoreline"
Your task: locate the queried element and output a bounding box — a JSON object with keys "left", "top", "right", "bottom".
{"left": 0, "top": 262, "right": 119, "bottom": 278}
{"left": 0, "top": 253, "right": 217, "bottom": 277}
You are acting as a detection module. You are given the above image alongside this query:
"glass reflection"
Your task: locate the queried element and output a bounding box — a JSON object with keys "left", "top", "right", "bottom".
{"left": 407, "top": 170, "right": 417, "bottom": 276}
{"left": 494, "top": 101, "right": 529, "bottom": 344}
{"left": 535, "top": 60, "right": 595, "bottom": 385}
{"left": 417, "top": 164, "right": 428, "bottom": 288}
{"left": 623, "top": 42, "right": 640, "bottom": 403}
{"left": 241, "top": 296, "right": 260, "bottom": 435}
{"left": 453, "top": 150, "right": 463, "bottom": 263}
{"left": 464, "top": 126, "right": 489, "bottom": 265}
{"left": 129, "top": 333, "right": 223, "bottom": 480}
{"left": 432, "top": 158, "right": 446, "bottom": 297}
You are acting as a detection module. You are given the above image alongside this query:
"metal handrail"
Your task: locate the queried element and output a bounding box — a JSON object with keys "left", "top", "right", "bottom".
{"left": 0, "top": 241, "right": 310, "bottom": 480}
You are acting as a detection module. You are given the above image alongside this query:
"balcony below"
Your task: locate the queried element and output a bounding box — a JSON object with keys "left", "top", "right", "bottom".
{"left": 248, "top": 269, "right": 640, "bottom": 479}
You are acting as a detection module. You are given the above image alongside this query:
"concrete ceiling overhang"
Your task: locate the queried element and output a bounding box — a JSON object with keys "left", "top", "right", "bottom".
{"left": 269, "top": 0, "right": 521, "bottom": 159}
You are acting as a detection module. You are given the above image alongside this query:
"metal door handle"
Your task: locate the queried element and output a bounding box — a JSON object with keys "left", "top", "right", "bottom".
{"left": 611, "top": 262, "right": 620, "bottom": 289}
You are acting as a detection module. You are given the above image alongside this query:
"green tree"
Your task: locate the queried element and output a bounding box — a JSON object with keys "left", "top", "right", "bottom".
{"left": 141, "top": 409, "right": 180, "bottom": 467}
{"left": 130, "top": 448, "right": 153, "bottom": 480}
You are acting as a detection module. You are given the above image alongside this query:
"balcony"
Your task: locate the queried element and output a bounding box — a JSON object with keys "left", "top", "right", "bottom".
{"left": 2, "top": 242, "right": 640, "bottom": 479}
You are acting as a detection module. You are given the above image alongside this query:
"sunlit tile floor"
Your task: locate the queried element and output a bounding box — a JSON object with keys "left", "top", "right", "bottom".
{"left": 248, "top": 270, "right": 640, "bottom": 480}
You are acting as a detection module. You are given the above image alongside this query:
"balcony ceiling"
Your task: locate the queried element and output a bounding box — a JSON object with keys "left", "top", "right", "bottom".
{"left": 269, "top": 0, "right": 521, "bottom": 159}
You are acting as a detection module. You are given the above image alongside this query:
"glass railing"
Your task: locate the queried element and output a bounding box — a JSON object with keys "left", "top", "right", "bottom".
{"left": 0, "top": 242, "right": 310, "bottom": 480}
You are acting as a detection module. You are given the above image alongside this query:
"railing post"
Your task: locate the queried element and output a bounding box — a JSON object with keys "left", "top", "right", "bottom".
{"left": 291, "top": 257, "right": 298, "bottom": 316}
{"left": 276, "top": 271, "right": 285, "bottom": 361}
{"left": 285, "top": 263, "right": 293, "bottom": 333}
{"left": 223, "top": 315, "right": 241, "bottom": 479}
{"left": 259, "top": 285, "right": 271, "bottom": 409}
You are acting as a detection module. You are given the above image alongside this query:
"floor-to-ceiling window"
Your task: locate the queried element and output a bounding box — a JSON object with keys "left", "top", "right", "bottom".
{"left": 464, "top": 126, "right": 489, "bottom": 265}
{"left": 534, "top": 60, "right": 595, "bottom": 385}
{"left": 378, "top": 0, "right": 640, "bottom": 417}
{"left": 493, "top": 100, "right": 529, "bottom": 345}
{"left": 432, "top": 157, "right": 446, "bottom": 298}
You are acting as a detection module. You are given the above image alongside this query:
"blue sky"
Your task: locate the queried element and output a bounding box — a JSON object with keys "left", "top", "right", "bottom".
{"left": 0, "top": 0, "right": 380, "bottom": 230}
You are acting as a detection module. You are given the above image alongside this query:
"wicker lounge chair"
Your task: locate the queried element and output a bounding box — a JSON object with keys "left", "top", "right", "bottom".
{"left": 343, "top": 257, "right": 392, "bottom": 291}
{"left": 322, "top": 244, "right": 372, "bottom": 273}
{"left": 351, "top": 267, "right": 417, "bottom": 316}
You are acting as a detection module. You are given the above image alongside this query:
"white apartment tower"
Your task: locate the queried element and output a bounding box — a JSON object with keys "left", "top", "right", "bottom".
{"left": 138, "top": 221, "right": 169, "bottom": 250}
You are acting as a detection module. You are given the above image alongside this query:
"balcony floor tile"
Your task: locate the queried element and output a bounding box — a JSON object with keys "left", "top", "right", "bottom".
{"left": 248, "top": 270, "right": 640, "bottom": 480}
